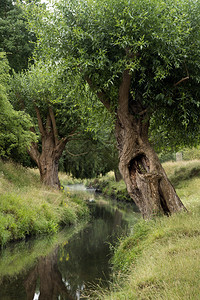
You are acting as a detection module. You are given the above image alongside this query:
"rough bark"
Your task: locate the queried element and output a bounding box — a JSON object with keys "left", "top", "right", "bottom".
{"left": 27, "top": 107, "right": 67, "bottom": 189}
{"left": 28, "top": 134, "right": 67, "bottom": 189}
{"left": 114, "top": 70, "right": 186, "bottom": 219}
{"left": 86, "top": 71, "right": 186, "bottom": 218}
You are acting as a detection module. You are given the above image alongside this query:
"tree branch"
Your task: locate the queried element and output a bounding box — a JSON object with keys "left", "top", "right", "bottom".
{"left": 46, "top": 113, "right": 51, "bottom": 134}
{"left": 27, "top": 142, "right": 40, "bottom": 166}
{"left": 174, "top": 76, "right": 189, "bottom": 86}
{"left": 65, "top": 148, "right": 89, "bottom": 157}
{"left": 174, "top": 61, "right": 190, "bottom": 86}
{"left": 118, "top": 69, "right": 131, "bottom": 114}
{"left": 34, "top": 105, "right": 45, "bottom": 136}
{"left": 55, "top": 137, "right": 68, "bottom": 159}
{"left": 85, "top": 76, "right": 111, "bottom": 111}
{"left": 49, "top": 106, "right": 59, "bottom": 145}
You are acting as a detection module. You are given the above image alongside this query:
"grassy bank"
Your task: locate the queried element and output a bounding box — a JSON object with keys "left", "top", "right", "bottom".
{"left": 94, "top": 160, "right": 200, "bottom": 299}
{"left": 87, "top": 173, "right": 131, "bottom": 202}
{"left": 0, "top": 160, "right": 89, "bottom": 246}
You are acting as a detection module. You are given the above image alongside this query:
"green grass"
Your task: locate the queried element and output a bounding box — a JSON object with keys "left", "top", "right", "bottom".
{"left": 163, "top": 160, "right": 200, "bottom": 188}
{"left": 94, "top": 160, "right": 200, "bottom": 300}
{"left": 59, "top": 172, "right": 86, "bottom": 186}
{"left": 87, "top": 172, "right": 131, "bottom": 202}
{"left": 0, "top": 160, "right": 89, "bottom": 246}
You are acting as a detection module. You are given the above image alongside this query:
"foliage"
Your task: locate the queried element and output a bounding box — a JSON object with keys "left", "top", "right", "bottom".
{"left": 158, "top": 151, "right": 176, "bottom": 163}
{"left": 9, "top": 60, "right": 117, "bottom": 179}
{"left": 9, "top": 61, "right": 84, "bottom": 173}
{"left": 60, "top": 130, "right": 118, "bottom": 179}
{"left": 182, "top": 146, "right": 200, "bottom": 161}
{"left": 10, "top": 61, "right": 75, "bottom": 131}
{"left": 0, "top": 0, "right": 36, "bottom": 72}
{"left": 24, "top": 0, "right": 200, "bottom": 150}
{"left": 156, "top": 147, "right": 200, "bottom": 163}
{"left": 0, "top": 52, "right": 35, "bottom": 158}
{"left": 0, "top": 160, "right": 89, "bottom": 246}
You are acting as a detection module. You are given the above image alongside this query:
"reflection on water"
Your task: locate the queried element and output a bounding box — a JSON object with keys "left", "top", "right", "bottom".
{"left": 0, "top": 195, "right": 139, "bottom": 300}
{"left": 65, "top": 184, "right": 96, "bottom": 193}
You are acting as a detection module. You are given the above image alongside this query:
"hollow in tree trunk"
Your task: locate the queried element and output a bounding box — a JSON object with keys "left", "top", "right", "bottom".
{"left": 86, "top": 70, "right": 186, "bottom": 219}
{"left": 115, "top": 71, "right": 186, "bottom": 219}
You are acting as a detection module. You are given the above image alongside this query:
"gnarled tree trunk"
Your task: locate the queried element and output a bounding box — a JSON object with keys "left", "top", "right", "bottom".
{"left": 38, "top": 135, "right": 62, "bottom": 189}
{"left": 87, "top": 70, "right": 186, "bottom": 219}
{"left": 27, "top": 106, "right": 67, "bottom": 189}
{"left": 115, "top": 70, "right": 186, "bottom": 219}
{"left": 28, "top": 134, "right": 67, "bottom": 189}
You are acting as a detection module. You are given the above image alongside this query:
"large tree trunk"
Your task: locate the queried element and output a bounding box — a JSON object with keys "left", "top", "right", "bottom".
{"left": 115, "top": 71, "right": 186, "bottom": 219}
{"left": 28, "top": 133, "right": 67, "bottom": 189}
{"left": 115, "top": 115, "right": 186, "bottom": 219}
{"left": 38, "top": 135, "right": 61, "bottom": 189}
{"left": 28, "top": 134, "right": 62, "bottom": 189}
{"left": 27, "top": 107, "right": 68, "bottom": 190}
{"left": 87, "top": 70, "right": 186, "bottom": 219}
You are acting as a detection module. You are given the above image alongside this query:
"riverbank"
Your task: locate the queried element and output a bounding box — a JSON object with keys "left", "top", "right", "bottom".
{"left": 87, "top": 173, "right": 131, "bottom": 202}
{"left": 94, "top": 160, "right": 200, "bottom": 299}
{"left": 0, "top": 160, "right": 89, "bottom": 246}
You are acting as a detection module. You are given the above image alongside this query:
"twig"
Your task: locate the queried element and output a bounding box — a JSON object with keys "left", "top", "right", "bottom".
{"left": 65, "top": 149, "right": 89, "bottom": 157}
{"left": 174, "top": 76, "right": 189, "bottom": 86}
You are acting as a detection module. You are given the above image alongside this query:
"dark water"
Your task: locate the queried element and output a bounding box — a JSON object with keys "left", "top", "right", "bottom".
{"left": 0, "top": 190, "right": 139, "bottom": 300}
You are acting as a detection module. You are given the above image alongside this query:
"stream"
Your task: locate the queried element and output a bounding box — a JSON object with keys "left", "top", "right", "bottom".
{"left": 0, "top": 185, "right": 139, "bottom": 300}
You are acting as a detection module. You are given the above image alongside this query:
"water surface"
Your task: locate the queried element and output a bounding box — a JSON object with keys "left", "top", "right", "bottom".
{"left": 0, "top": 188, "right": 139, "bottom": 300}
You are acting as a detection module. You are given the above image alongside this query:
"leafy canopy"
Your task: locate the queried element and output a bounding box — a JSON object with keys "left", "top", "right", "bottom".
{"left": 22, "top": 0, "right": 200, "bottom": 149}
{"left": 59, "top": 0, "right": 199, "bottom": 96}
{"left": 0, "top": 0, "right": 36, "bottom": 72}
{"left": 10, "top": 61, "right": 82, "bottom": 138}
{"left": 0, "top": 53, "right": 35, "bottom": 158}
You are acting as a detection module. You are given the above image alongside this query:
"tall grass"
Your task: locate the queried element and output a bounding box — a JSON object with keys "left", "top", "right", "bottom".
{"left": 0, "top": 160, "right": 89, "bottom": 246}
{"left": 94, "top": 160, "right": 200, "bottom": 299}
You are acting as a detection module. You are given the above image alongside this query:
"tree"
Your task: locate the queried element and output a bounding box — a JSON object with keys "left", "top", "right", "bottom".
{"left": 0, "top": 0, "right": 36, "bottom": 72}
{"left": 45, "top": 0, "right": 199, "bottom": 218}
{"left": 10, "top": 61, "right": 86, "bottom": 189}
{"left": 0, "top": 52, "right": 35, "bottom": 158}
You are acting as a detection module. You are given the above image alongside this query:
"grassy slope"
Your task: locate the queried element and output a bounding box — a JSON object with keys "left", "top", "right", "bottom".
{"left": 0, "top": 160, "right": 89, "bottom": 246}
{"left": 95, "top": 160, "right": 200, "bottom": 300}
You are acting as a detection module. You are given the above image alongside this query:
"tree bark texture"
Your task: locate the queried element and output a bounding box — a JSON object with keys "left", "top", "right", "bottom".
{"left": 28, "top": 107, "right": 67, "bottom": 189}
{"left": 114, "top": 70, "right": 186, "bottom": 219}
